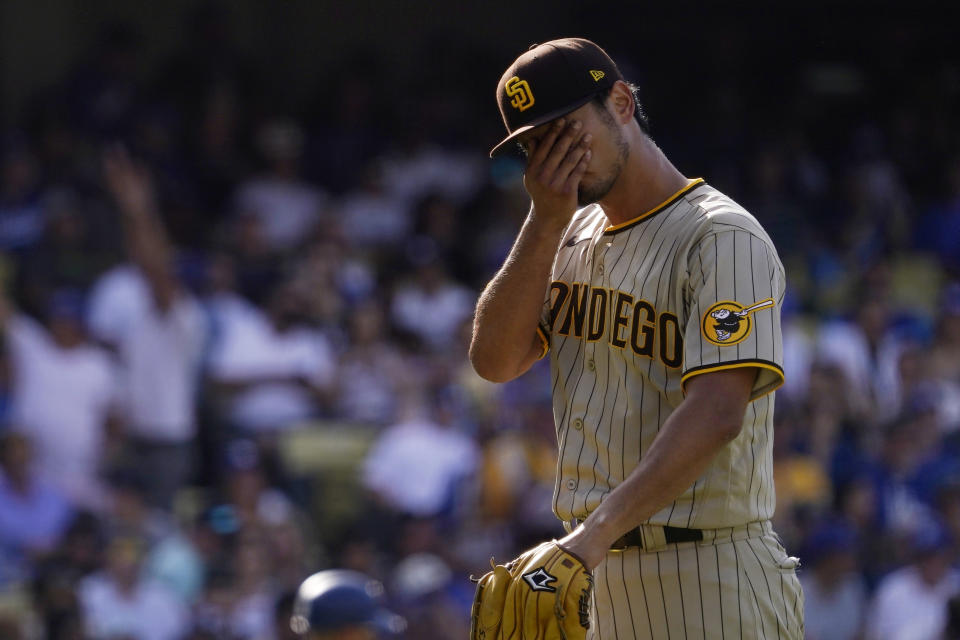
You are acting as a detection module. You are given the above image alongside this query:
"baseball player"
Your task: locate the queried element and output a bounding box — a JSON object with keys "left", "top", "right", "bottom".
{"left": 470, "top": 38, "right": 804, "bottom": 638}
{"left": 289, "top": 570, "right": 406, "bottom": 639}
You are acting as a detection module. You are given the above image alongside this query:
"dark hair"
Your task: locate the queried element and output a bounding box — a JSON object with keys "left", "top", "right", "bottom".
{"left": 593, "top": 82, "right": 650, "bottom": 135}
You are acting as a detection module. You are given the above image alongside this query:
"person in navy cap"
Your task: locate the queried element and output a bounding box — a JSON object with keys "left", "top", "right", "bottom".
{"left": 289, "top": 569, "right": 405, "bottom": 639}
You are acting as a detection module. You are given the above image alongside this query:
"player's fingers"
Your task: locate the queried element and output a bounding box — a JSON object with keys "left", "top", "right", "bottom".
{"left": 528, "top": 118, "right": 565, "bottom": 169}
{"left": 562, "top": 149, "right": 591, "bottom": 194}
{"left": 539, "top": 121, "right": 582, "bottom": 180}
{"left": 551, "top": 133, "right": 591, "bottom": 189}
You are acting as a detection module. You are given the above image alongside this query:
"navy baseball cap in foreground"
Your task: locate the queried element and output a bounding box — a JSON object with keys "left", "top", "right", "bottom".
{"left": 490, "top": 38, "right": 622, "bottom": 157}
{"left": 290, "top": 570, "right": 406, "bottom": 635}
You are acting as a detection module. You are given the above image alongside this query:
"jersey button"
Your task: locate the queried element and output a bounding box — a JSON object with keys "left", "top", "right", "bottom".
{"left": 572, "top": 418, "right": 583, "bottom": 430}
{"left": 586, "top": 359, "right": 596, "bottom": 371}
{"left": 597, "top": 263, "right": 605, "bottom": 275}
{"left": 566, "top": 479, "right": 577, "bottom": 490}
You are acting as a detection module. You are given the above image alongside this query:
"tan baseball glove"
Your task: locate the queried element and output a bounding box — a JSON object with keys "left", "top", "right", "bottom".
{"left": 469, "top": 540, "right": 593, "bottom": 640}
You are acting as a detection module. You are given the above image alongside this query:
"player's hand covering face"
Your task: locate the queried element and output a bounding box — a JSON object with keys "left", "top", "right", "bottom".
{"left": 519, "top": 115, "right": 592, "bottom": 225}
{"left": 520, "top": 94, "right": 631, "bottom": 215}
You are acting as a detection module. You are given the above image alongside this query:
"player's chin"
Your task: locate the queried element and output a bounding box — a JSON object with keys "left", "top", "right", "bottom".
{"left": 577, "top": 181, "right": 610, "bottom": 207}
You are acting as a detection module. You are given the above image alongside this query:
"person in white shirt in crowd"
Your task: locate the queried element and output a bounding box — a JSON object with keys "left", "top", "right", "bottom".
{"left": 78, "top": 532, "right": 190, "bottom": 640}
{"left": 89, "top": 147, "right": 207, "bottom": 509}
{"left": 866, "top": 522, "right": 960, "bottom": 640}
{"left": 1, "top": 288, "right": 119, "bottom": 510}
{"left": 202, "top": 251, "right": 257, "bottom": 340}
{"left": 377, "top": 134, "right": 485, "bottom": 210}
{"left": 816, "top": 295, "right": 909, "bottom": 422}
{"left": 389, "top": 552, "right": 469, "bottom": 640}
{"left": 233, "top": 118, "right": 326, "bottom": 252}
{"left": 362, "top": 385, "right": 479, "bottom": 518}
{"left": 336, "top": 162, "right": 413, "bottom": 249}
{"left": 207, "top": 280, "right": 335, "bottom": 434}
{"left": 389, "top": 243, "right": 474, "bottom": 352}
{"left": 334, "top": 299, "right": 412, "bottom": 426}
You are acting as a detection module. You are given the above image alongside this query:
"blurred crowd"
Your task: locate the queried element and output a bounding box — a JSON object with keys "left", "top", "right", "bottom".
{"left": 0, "top": 7, "right": 959, "bottom": 640}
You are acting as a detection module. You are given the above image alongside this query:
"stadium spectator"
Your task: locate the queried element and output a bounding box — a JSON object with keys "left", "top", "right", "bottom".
{"left": 0, "top": 432, "right": 73, "bottom": 580}
{"left": 336, "top": 163, "right": 413, "bottom": 249}
{"left": 362, "top": 387, "right": 479, "bottom": 518}
{"left": 77, "top": 532, "right": 190, "bottom": 640}
{"left": 390, "top": 552, "right": 468, "bottom": 640}
{"left": 226, "top": 530, "right": 279, "bottom": 639}
{"left": 800, "top": 521, "right": 868, "bottom": 640}
{"left": 389, "top": 245, "right": 474, "bottom": 352}
{"left": 16, "top": 187, "right": 114, "bottom": 306}
{"left": 816, "top": 294, "right": 909, "bottom": 422}
{"left": 211, "top": 438, "right": 311, "bottom": 592}
{"left": 865, "top": 523, "right": 960, "bottom": 640}
{"left": 333, "top": 299, "right": 412, "bottom": 426}
{"left": 233, "top": 118, "right": 326, "bottom": 252}
{"left": 29, "top": 511, "right": 103, "bottom": 638}
{"left": 207, "top": 281, "right": 335, "bottom": 433}
{"left": 1, "top": 288, "right": 119, "bottom": 510}
{"left": 90, "top": 147, "right": 207, "bottom": 509}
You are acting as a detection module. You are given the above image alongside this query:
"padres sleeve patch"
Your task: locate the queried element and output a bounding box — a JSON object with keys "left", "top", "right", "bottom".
{"left": 701, "top": 298, "right": 775, "bottom": 347}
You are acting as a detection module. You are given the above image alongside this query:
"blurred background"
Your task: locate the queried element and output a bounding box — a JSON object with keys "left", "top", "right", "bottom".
{"left": 0, "top": 1, "right": 958, "bottom": 638}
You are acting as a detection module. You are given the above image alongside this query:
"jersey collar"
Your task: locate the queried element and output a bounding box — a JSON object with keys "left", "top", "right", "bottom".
{"left": 603, "top": 178, "right": 705, "bottom": 235}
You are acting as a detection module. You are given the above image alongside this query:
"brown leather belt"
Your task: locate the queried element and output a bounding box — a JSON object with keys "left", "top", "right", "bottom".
{"left": 610, "top": 525, "right": 703, "bottom": 551}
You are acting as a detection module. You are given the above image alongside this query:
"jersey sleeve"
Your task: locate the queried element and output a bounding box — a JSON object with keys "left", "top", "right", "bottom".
{"left": 681, "top": 229, "right": 786, "bottom": 400}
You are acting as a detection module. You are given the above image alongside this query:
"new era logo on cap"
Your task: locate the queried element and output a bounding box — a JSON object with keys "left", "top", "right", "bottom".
{"left": 590, "top": 70, "right": 605, "bottom": 81}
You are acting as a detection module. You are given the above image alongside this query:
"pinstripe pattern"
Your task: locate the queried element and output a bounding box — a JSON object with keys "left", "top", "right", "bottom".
{"left": 542, "top": 182, "right": 786, "bottom": 528}
{"left": 534, "top": 181, "right": 801, "bottom": 636}
{"left": 589, "top": 529, "right": 803, "bottom": 639}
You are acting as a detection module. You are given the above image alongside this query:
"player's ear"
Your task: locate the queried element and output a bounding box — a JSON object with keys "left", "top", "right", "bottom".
{"left": 609, "top": 81, "right": 635, "bottom": 126}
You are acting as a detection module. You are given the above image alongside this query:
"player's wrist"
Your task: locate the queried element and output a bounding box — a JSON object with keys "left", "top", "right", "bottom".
{"left": 526, "top": 205, "right": 574, "bottom": 236}
{"left": 582, "top": 509, "right": 634, "bottom": 550}
{"left": 557, "top": 518, "right": 621, "bottom": 571}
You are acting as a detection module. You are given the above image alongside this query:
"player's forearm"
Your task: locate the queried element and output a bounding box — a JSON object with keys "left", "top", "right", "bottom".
{"left": 562, "top": 369, "right": 755, "bottom": 569}
{"left": 585, "top": 398, "right": 740, "bottom": 545}
{"left": 469, "top": 208, "right": 567, "bottom": 382}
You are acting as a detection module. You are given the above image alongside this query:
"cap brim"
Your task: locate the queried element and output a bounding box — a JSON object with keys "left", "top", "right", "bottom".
{"left": 489, "top": 94, "right": 599, "bottom": 158}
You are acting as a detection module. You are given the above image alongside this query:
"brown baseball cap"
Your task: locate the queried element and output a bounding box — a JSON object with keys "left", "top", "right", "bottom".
{"left": 490, "top": 38, "right": 622, "bottom": 157}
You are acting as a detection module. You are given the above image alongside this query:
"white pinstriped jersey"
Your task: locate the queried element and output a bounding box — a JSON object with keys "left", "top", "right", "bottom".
{"left": 537, "top": 178, "right": 786, "bottom": 529}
